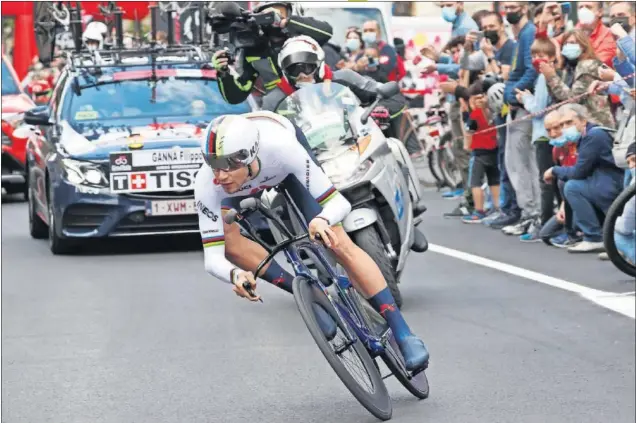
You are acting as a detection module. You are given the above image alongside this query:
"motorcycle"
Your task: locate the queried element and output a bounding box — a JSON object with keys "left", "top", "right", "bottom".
{"left": 262, "top": 81, "right": 428, "bottom": 307}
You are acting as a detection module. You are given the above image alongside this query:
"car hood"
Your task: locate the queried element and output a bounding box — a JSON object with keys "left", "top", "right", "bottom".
{"left": 60, "top": 121, "right": 204, "bottom": 160}
{"left": 1, "top": 94, "right": 34, "bottom": 114}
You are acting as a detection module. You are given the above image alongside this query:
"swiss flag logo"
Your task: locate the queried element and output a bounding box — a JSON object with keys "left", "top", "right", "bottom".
{"left": 379, "top": 55, "right": 390, "bottom": 65}
{"left": 130, "top": 173, "right": 147, "bottom": 190}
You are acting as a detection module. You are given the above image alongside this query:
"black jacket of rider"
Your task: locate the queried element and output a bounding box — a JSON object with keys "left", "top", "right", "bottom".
{"left": 216, "top": 15, "right": 333, "bottom": 105}
{"left": 261, "top": 68, "right": 408, "bottom": 117}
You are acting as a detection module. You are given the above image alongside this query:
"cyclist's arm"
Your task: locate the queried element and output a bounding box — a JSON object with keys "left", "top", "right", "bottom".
{"left": 283, "top": 135, "right": 352, "bottom": 225}
{"left": 195, "top": 175, "right": 236, "bottom": 284}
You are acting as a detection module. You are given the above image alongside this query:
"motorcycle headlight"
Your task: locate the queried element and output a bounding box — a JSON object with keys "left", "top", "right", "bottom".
{"left": 61, "top": 158, "right": 108, "bottom": 187}
{"left": 322, "top": 152, "right": 372, "bottom": 189}
{"left": 1, "top": 113, "right": 24, "bottom": 145}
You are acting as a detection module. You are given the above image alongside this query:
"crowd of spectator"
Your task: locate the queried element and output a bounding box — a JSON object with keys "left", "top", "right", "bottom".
{"left": 420, "top": 1, "right": 635, "bottom": 263}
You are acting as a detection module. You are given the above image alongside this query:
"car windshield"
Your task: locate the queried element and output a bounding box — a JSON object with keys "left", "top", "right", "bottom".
{"left": 303, "top": 7, "right": 388, "bottom": 46}
{"left": 1, "top": 60, "right": 20, "bottom": 95}
{"left": 63, "top": 76, "right": 250, "bottom": 134}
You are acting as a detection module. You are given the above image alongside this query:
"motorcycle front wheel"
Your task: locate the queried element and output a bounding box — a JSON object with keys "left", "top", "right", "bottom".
{"left": 351, "top": 226, "right": 402, "bottom": 308}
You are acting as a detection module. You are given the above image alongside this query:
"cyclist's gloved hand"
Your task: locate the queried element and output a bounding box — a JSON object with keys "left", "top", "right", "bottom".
{"left": 231, "top": 269, "right": 261, "bottom": 302}
{"left": 308, "top": 217, "right": 339, "bottom": 249}
{"left": 212, "top": 49, "right": 231, "bottom": 72}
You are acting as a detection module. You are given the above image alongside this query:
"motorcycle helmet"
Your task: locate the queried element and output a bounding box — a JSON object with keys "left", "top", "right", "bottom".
{"left": 253, "top": 1, "right": 293, "bottom": 15}
{"left": 487, "top": 82, "right": 505, "bottom": 116}
{"left": 278, "top": 36, "right": 326, "bottom": 86}
{"left": 201, "top": 115, "right": 260, "bottom": 170}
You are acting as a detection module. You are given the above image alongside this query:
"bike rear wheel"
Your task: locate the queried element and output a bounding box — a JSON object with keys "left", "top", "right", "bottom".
{"left": 293, "top": 276, "right": 392, "bottom": 421}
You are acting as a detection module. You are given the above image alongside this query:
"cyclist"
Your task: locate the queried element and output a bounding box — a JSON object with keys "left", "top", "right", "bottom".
{"left": 211, "top": 1, "right": 332, "bottom": 105}
{"left": 195, "top": 111, "right": 430, "bottom": 371}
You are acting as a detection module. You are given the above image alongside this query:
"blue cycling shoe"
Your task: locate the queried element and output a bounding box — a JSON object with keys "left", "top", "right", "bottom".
{"left": 313, "top": 304, "right": 337, "bottom": 341}
{"left": 397, "top": 335, "right": 430, "bottom": 371}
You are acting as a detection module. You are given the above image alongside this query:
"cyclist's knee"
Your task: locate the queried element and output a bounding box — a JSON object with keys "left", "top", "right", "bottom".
{"left": 330, "top": 226, "right": 357, "bottom": 261}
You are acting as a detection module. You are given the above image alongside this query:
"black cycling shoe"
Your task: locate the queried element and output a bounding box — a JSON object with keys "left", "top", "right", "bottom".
{"left": 313, "top": 304, "right": 337, "bottom": 341}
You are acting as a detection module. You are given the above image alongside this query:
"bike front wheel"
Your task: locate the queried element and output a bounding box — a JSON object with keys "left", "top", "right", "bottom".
{"left": 293, "top": 276, "right": 392, "bottom": 421}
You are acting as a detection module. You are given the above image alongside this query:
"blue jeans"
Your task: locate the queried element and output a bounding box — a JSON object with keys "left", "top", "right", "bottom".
{"left": 563, "top": 179, "right": 607, "bottom": 242}
{"left": 496, "top": 116, "right": 520, "bottom": 216}
{"left": 615, "top": 232, "right": 636, "bottom": 265}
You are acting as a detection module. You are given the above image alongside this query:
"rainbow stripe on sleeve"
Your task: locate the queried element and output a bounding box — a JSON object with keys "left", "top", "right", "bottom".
{"left": 202, "top": 235, "right": 225, "bottom": 248}
{"left": 316, "top": 186, "right": 339, "bottom": 206}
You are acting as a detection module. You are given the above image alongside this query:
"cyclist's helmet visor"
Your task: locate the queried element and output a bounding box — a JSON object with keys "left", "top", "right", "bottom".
{"left": 204, "top": 149, "right": 251, "bottom": 171}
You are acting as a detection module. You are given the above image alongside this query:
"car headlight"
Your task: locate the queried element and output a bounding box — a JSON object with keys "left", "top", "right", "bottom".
{"left": 61, "top": 158, "right": 108, "bottom": 187}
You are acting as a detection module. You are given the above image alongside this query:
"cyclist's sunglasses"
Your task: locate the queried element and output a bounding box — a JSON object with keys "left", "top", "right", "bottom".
{"left": 204, "top": 149, "right": 250, "bottom": 171}
{"left": 285, "top": 62, "right": 318, "bottom": 79}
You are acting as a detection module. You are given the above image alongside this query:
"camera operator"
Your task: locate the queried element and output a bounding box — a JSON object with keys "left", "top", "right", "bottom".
{"left": 211, "top": 1, "right": 333, "bottom": 105}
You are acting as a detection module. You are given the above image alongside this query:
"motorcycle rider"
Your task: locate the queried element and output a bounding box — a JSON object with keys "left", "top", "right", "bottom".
{"left": 195, "top": 111, "right": 430, "bottom": 371}
{"left": 211, "top": 1, "right": 333, "bottom": 104}
{"left": 262, "top": 36, "right": 421, "bottom": 156}
{"left": 262, "top": 36, "right": 427, "bottom": 224}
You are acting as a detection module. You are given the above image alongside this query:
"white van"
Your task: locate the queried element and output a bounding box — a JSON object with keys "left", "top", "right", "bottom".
{"left": 299, "top": 1, "right": 394, "bottom": 45}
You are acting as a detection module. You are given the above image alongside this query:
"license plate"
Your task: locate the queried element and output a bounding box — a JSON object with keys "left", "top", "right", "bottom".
{"left": 146, "top": 199, "right": 196, "bottom": 216}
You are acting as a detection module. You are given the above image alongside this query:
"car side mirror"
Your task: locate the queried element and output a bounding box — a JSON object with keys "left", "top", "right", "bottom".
{"left": 24, "top": 106, "right": 53, "bottom": 126}
{"left": 377, "top": 81, "right": 400, "bottom": 99}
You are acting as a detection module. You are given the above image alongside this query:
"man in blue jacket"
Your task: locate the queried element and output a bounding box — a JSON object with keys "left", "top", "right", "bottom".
{"left": 543, "top": 104, "right": 624, "bottom": 254}
{"left": 501, "top": 1, "right": 540, "bottom": 238}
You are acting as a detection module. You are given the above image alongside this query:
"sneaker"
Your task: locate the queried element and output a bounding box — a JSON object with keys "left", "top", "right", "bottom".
{"left": 462, "top": 210, "right": 488, "bottom": 224}
{"left": 397, "top": 335, "right": 430, "bottom": 371}
{"left": 482, "top": 210, "right": 502, "bottom": 225}
{"left": 549, "top": 233, "right": 569, "bottom": 248}
{"left": 551, "top": 234, "right": 582, "bottom": 249}
{"left": 489, "top": 212, "right": 521, "bottom": 229}
{"left": 442, "top": 188, "right": 464, "bottom": 199}
{"left": 443, "top": 204, "right": 472, "bottom": 218}
{"left": 313, "top": 304, "right": 337, "bottom": 341}
{"left": 598, "top": 252, "right": 610, "bottom": 261}
{"left": 568, "top": 241, "right": 605, "bottom": 254}
{"left": 502, "top": 218, "right": 533, "bottom": 236}
{"left": 519, "top": 220, "right": 542, "bottom": 242}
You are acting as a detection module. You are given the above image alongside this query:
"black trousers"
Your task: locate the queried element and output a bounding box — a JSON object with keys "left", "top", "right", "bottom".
{"left": 535, "top": 141, "right": 556, "bottom": 226}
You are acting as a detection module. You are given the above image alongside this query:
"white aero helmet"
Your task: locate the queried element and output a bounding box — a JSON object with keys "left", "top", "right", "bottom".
{"left": 82, "top": 23, "right": 105, "bottom": 50}
{"left": 278, "top": 35, "right": 326, "bottom": 82}
{"left": 201, "top": 115, "right": 260, "bottom": 170}
{"left": 487, "top": 82, "right": 505, "bottom": 116}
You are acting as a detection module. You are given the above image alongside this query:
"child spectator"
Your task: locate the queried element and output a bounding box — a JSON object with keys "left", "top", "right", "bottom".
{"left": 515, "top": 36, "right": 557, "bottom": 242}
{"left": 462, "top": 80, "right": 500, "bottom": 223}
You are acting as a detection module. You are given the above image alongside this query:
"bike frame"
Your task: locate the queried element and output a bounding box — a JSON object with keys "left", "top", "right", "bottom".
{"left": 235, "top": 187, "right": 388, "bottom": 356}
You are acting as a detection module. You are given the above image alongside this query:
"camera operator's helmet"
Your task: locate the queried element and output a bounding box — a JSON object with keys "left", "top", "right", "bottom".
{"left": 278, "top": 36, "right": 326, "bottom": 85}
{"left": 82, "top": 25, "right": 104, "bottom": 51}
{"left": 253, "top": 1, "right": 294, "bottom": 15}
{"left": 201, "top": 115, "right": 260, "bottom": 171}
{"left": 487, "top": 82, "right": 505, "bottom": 115}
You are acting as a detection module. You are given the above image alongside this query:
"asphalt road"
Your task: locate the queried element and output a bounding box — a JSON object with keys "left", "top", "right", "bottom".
{"left": 2, "top": 190, "right": 635, "bottom": 423}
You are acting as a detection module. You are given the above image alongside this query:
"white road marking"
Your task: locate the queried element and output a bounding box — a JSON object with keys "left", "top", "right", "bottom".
{"left": 429, "top": 244, "right": 635, "bottom": 319}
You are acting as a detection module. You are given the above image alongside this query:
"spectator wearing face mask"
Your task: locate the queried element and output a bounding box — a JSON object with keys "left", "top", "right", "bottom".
{"left": 574, "top": 2, "right": 617, "bottom": 68}
{"left": 608, "top": 1, "right": 635, "bottom": 66}
{"left": 360, "top": 20, "right": 404, "bottom": 82}
{"left": 360, "top": 46, "right": 388, "bottom": 83}
{"left": 480, "top": 12, "right": 516, "bottom": 82}
{"left": 613, "top": 142, "right": 636, "bottom": 265}
{"left": 542, "top": 29, "right": 616, "bottom": 129}
{"left": 539, "top": 110, "right": 583, "bottom": 247}
{"left": 501, "top": 1, "right": 541, "bottom": 237}
{"left": 543, "top": 104, "right": 624, "bottom": 253}
{"left": 515, "top": 37, "right": 558, "bottom": 242}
